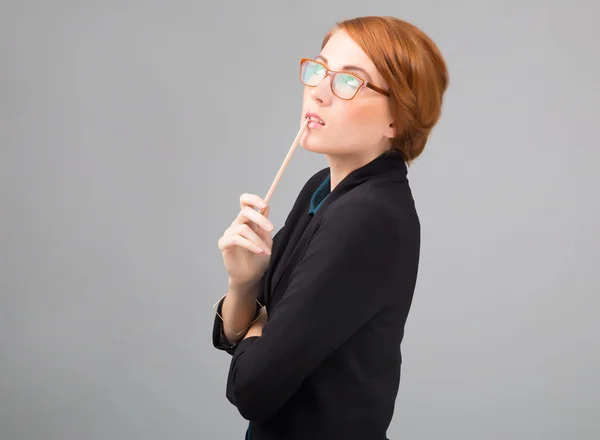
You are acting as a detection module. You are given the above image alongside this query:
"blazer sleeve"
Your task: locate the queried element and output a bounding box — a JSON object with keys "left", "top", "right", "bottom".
{"left": 224, "top": 201, "right": 413, "bottom": 421}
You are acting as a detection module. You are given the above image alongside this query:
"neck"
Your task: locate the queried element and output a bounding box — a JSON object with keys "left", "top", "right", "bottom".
{"left": 326, "top": 149, "right": 387, "bottom": 191}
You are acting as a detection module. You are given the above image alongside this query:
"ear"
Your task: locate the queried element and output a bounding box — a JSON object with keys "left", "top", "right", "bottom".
{"left": 384, "top": 121, "right": 396, "bottom": 140}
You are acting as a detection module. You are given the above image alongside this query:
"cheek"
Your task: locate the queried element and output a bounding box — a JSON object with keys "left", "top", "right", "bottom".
{"left": 341, "top": 101, "right": 388, "bottom": 132}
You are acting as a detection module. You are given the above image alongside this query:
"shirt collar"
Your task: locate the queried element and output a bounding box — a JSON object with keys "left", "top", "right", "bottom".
{"left": 308, "top": 174, "right": 331, "bottom": 216}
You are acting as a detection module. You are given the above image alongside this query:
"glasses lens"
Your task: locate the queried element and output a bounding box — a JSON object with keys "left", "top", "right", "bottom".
{"left": 301, "top": 60, "right": 326, "bottom": 86}
{"left": 333, "top": 73, "right": 362, "bottom": 99}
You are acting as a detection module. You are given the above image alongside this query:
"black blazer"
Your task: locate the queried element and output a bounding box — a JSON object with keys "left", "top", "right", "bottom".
{"left": 213, "top": 150, "right": 420, "bottom": 440}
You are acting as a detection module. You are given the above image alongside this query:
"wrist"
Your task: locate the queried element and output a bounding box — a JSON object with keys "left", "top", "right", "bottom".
{"left": 228, "top": 278, "right": 260, "bottom": 296}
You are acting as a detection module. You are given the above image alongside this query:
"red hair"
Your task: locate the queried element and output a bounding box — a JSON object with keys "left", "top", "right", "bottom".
{"left": 322, "top": 16, "right": 449, "bottom": 163}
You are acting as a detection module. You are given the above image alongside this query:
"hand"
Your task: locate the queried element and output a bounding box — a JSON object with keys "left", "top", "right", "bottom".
{"left": 218, "top": 194, "right": 275, "bottom": 289}
{"left": 244, "top": 306, "right": 268, "bottom": 339}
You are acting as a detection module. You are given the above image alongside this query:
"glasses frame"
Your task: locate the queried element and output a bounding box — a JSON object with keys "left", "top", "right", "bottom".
{"left": 300, "top": 58, "right": 390, "bottom": 100}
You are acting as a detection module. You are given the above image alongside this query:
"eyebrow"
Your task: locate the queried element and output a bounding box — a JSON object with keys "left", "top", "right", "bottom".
{"left": 315, "top": 55, "right": 372, "bottom": 82}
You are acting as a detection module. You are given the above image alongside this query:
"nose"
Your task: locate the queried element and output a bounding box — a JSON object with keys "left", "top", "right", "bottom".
{"left": 310, "top": 74, "right": 333, "bottom": 105}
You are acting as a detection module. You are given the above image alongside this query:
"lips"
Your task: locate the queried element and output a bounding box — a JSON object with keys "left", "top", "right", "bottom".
{"left": 305, "top": 112, "right": 325, "bottom": 125}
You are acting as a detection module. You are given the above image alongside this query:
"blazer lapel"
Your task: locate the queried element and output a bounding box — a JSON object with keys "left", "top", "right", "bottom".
{"left": 267, "top": 150, "right": 408, "bottom": 308}
{"left": 268, "top": 212, "right": 315, "bottom": 307}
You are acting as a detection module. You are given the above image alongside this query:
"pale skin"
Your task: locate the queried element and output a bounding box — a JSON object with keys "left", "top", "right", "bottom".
{"left": 300, "top": 30, "right": 396, "bottom": 190}
{"left": 217, "top": 193, "right": 274, "bottom": 343}
{"left": 217, "top": 29, "right": 397, "bottom": 342}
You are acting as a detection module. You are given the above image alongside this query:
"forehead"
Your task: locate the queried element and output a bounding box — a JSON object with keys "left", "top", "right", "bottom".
{"left": 319, "top": 30, "right": 381, "bottom": 80}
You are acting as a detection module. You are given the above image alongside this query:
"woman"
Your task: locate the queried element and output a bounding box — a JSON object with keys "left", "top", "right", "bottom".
{"left": 213, "top": 16, "right": 448, "bottom": 440}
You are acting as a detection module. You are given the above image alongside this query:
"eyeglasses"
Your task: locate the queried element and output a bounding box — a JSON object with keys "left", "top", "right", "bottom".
{"left": 299, "top": 58, "right": 390, "bottom": 100}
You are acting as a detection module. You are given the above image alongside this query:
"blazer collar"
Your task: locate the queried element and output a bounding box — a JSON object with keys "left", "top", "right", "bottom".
{"left": 312, "top": 150, "right": 408, "bottom": 217}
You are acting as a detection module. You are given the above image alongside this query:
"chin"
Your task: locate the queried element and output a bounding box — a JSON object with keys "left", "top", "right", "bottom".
{"left": 303, "top": 142, "right": 358, "bottom": 158}
{"left": 300, "top": 132, "right": 339, "bottom": 154}
{"left": 301, "top": 140, "right": 338, "bottom": 155}
{"left": 301, "top": 140, "right": 324, "bottom": 153}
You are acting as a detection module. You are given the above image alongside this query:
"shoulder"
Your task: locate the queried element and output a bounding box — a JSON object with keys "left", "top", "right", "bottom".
{"left": 323, "top": 180, "right": 420, "bottom": 242}
{"left": 308, "top": 193, "right": 420, "bottom": 292}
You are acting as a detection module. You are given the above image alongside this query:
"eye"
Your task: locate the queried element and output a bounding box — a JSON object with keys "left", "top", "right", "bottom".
{"left": 340, "top": 74, "right": 361, "bottom": 88}
{"left": 301, "top": 62, "right": 326, "bottom": 87}
{"left": 307, "top": 62, "right": 325, "bottom": 76}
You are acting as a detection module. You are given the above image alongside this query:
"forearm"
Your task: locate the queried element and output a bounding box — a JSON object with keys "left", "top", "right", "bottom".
{"left": 220, "top": 280, "right": 260, "bottom": 344}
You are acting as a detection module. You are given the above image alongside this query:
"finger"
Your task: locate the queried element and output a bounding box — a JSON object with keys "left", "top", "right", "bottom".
{"left": 234, "top": 224, "right": 271, "bottom": 254}
{"left": 239, "top": 193, "right": 267, "bottom": 211}
{"left": 235, "top": 206, "right": 274, "bottom": 232}
{"left": 254, "top": 211, "right": 274, "bottom": 243}
{"left": 218, "top": 234, "right": 263, "bottom": 254}
{"left": 254, "top": 206, "right": 272, "bottom": 237}
{"left": 258, "top": 206, "right": 272, "bottom": 235}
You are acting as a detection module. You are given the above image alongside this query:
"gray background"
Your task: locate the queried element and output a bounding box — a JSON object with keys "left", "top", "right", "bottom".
{"left": 1, "top": 0, "right": 599, "bottom": 439}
